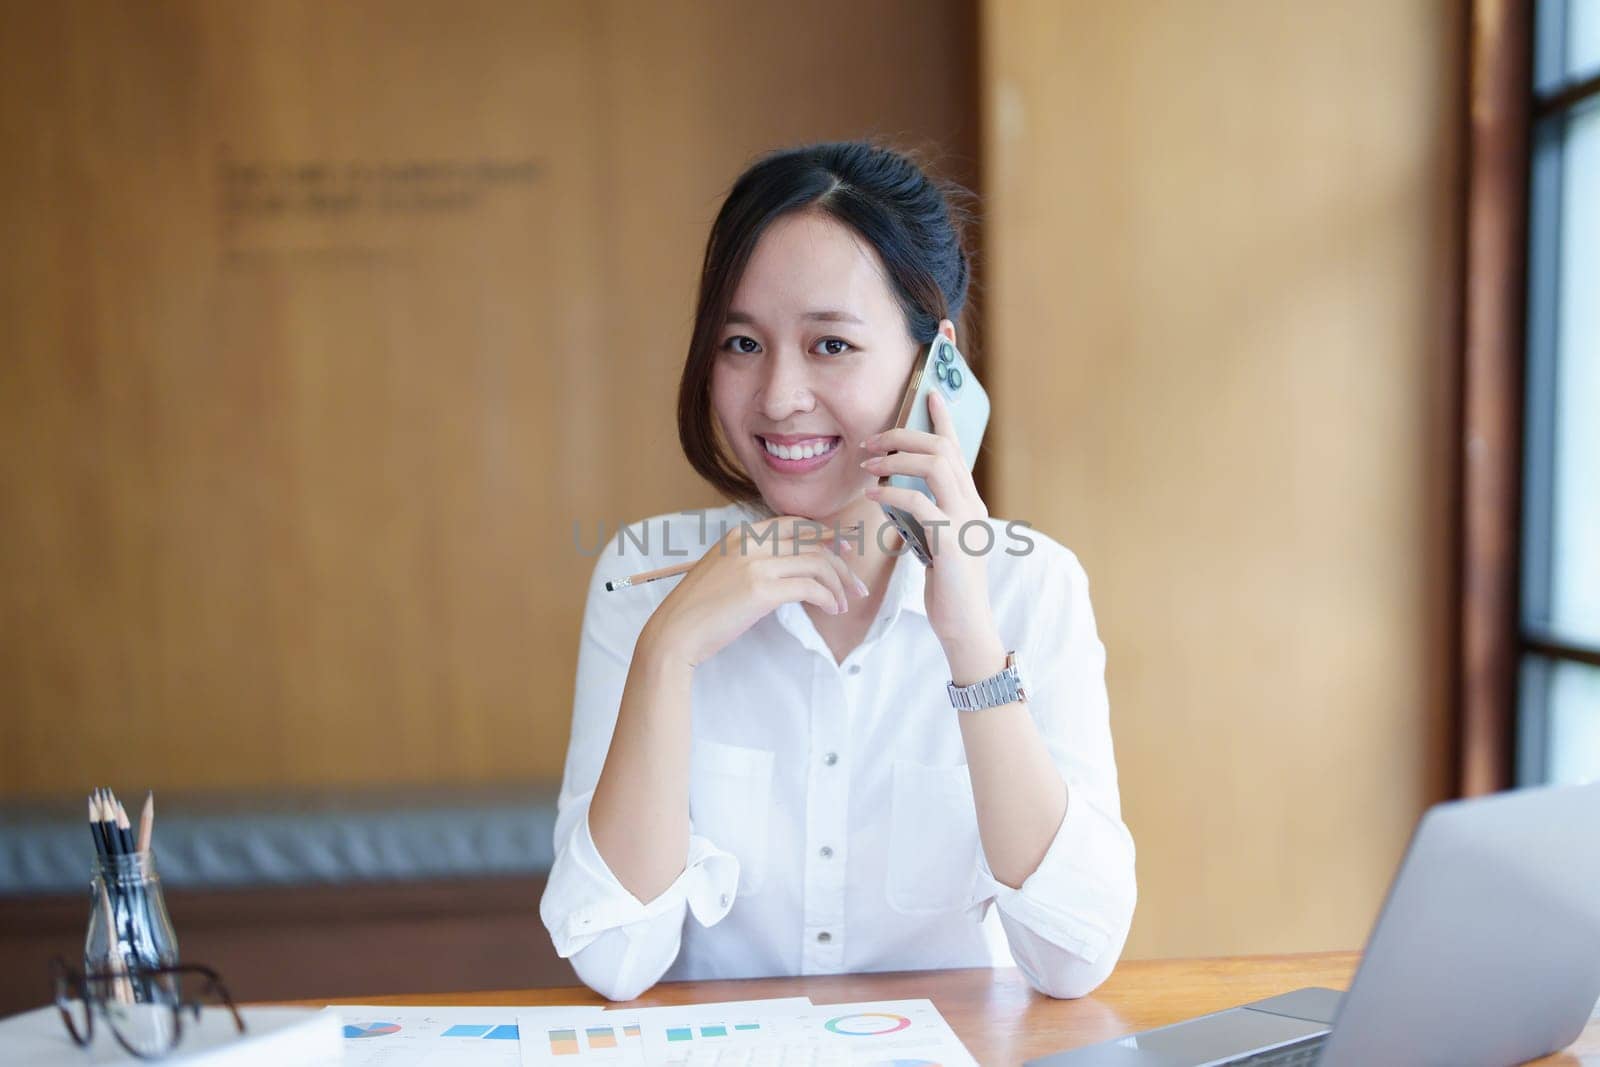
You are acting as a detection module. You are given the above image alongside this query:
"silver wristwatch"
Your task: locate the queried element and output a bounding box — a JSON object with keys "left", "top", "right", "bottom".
{"left": 947, "top": 650, "right": 1028, "bottom": 711}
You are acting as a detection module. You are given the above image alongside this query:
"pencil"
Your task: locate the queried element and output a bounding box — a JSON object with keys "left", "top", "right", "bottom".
{"left": 90, "top": 791, "right": 127, "bottom": 974}
{"left": 88, "top": 795, "right": 108, "bottom": 859}
{"left": 95, "top": 792, "right": 114, "bottom": 855}
{"left": 114, "top": 797, "right": 134, "bottom": 854}
{"left": 97, "top": 880, "right": 134, "bottom": 1004}
{"left": 604, "top": 522, "right": 862, "bottom": 591}
{"left": 98, "top": 790, "right": 122, "bottom": 854}
{"left": 138, "top": 791, "right": 154, "bottom": 853}
{"left": 98, "top": 787, "right": 154, "bottom": 971}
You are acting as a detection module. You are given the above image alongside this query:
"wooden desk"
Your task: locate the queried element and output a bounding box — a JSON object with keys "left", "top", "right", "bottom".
{"left": 293, "top": 952, "right": 1600, "bottom": 1064}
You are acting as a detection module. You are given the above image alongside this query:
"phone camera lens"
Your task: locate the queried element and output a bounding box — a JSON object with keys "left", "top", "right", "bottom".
{"left": 946, "top": 367, "right": 963, "bottom": 390}
{"left": 936, "top": 342, "right": 955, "bottom": 364}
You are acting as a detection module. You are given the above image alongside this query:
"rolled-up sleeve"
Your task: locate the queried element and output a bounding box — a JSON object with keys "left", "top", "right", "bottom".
{"left": 965, "top": 545, "right": 1138, "bottom": 999}
{"left": 541, "top": 804, "right": 740, "bottom": 1001}
{"left": 538, "top": 523, "right": 742, "bottom": 1001}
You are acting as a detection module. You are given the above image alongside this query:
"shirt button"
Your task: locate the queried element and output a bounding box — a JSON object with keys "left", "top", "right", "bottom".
{"left": 823, "top": 752, "right": 839, "bottom": 766}
{"left": 847, "top": 663, "right": 862, "bottom": 675}
{"left": 818, "top": 845, "right": 833, "bottom": 859}
{"left": 816, "top": 931, "right": 832, "bottom": 944}
{"left": 718, "top": 893, "right": 730, "bottom": 908}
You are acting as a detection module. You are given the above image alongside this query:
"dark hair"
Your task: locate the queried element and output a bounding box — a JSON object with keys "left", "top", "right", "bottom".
{"left": 677, "top": 140, "right": 976, "bottom": 509}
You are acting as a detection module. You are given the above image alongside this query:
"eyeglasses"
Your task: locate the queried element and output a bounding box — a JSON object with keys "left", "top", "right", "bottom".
{"left": 50, "top": 956, "right": 247, "bottom": 1060}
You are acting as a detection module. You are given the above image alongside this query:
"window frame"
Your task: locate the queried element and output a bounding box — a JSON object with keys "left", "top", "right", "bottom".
{"left": 1466, "top": 0, "right": 1600, "bottom": 791}
{"left": 1458, "top": 0, "right": 1533, "bottom": 796}
{"left": 1517, "top": 2, "right": 1600, "bottom": 785}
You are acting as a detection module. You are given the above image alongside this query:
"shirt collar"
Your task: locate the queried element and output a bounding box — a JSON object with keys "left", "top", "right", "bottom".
{"left": 726, "top": 510, "right": 926, "bottom": 656}
{"left": 886, "top": 544, "right": 929, "bottom": 617}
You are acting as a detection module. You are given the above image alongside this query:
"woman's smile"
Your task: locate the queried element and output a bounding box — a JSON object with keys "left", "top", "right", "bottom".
{"left": 755, "top": 433, "right": 843, "bottom": 473}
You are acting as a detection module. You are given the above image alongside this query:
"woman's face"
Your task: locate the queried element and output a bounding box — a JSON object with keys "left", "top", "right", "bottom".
{"left": 710, "top": 210, "right": 920, "bottom": 522}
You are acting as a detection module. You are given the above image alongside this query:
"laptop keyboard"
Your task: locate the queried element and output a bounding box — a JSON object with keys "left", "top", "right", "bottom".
{"left": 1230, "top": 1033, "right": 1328, "bottom": 1066}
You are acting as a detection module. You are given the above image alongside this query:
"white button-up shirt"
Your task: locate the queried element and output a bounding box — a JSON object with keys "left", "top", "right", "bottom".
{"left": 539, "top": 503, "right": 1137, "bottom": 1001}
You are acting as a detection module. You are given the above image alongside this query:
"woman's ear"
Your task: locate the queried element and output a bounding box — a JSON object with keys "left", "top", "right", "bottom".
{"left": 938, "top": 318, "right": 957, "bottom": 343}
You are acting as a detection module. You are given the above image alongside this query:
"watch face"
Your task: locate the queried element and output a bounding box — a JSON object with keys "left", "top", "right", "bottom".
{"left": 1008, "top": 651, "right": 1027, "bottom": 697}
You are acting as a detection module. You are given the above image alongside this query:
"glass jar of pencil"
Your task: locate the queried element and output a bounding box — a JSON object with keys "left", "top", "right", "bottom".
{"left": 86, "top": 851, "right": 179, "bottom": 982}
{"left": 83, "top": 789, "right": 179, "bottom": 1006}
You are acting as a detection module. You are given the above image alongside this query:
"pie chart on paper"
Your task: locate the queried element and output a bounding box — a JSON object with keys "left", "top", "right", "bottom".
{"left": 343, "top": 1021, "right": 402, "bottom": 1038}
{"left": 825, "top": 1012, "right": 913, "bottom": 1036}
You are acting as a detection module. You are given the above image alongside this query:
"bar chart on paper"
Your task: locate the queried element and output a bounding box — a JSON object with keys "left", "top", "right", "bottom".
{"left": 526, "top": 1020, "right": 645, "bottom": 1063}
{"left": 331, "top": 1005, "right": 603, "bottom": 1066}
{"left": 636, "top": 999, "right": 978, "bottom": 1066}
{"left": 663, "top": 1020, "right": 766, "bottom": 1043}
{"left": 522, "top": 999, "right": 815, "bottom": 1066}
{"left": 443, "top": 1023, "right": 522, "bottom": 1039}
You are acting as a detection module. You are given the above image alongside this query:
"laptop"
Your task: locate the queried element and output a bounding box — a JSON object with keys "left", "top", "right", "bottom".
{"left": 1027, "top": 780, "right": 1600, "bottom": 1067}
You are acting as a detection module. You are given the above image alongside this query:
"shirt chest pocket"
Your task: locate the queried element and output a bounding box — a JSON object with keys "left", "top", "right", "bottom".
{"left": 886, "top": 759, "right": 982, "bottom": 914}
{"left": 689, "top": 738, "right": 775, "bottom": 898}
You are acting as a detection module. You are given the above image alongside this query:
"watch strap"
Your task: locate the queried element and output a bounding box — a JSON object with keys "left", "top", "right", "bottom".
{"left": 947, "top": 650, "right": 1025, "bottom": 711}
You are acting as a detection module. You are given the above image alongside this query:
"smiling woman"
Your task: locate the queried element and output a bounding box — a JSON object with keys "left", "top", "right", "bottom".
{"left": 540, "top": 142, "right": 1137, "bottom": 1003}
{"left": 679, "top": 144, "right": 971, "bottom": 516}
{"left": 713, "top": 210, "right": 916, "bottom": 501}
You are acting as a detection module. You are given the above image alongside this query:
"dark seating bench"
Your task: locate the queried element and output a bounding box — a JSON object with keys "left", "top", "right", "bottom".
{"left": 0, "top": 786, "right": 570, "bottom": 1013}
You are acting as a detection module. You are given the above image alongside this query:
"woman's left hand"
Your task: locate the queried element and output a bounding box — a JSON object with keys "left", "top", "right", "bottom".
{"left": 861, "top": 321, "right": 1003, "bottom": 666}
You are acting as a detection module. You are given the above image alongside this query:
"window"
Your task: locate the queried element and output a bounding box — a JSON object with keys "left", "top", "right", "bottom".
{"left": 1517, "top": 0, "right": 1600, "bottom": 785}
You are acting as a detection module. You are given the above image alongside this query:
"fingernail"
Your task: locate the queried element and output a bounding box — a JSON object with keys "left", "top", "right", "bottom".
{"left": 854, "top": 577, "right": 869, "bottom": 597}
{"left": 837, "top": 539, "right": 854, "bottom": 555}
{"left": 837, "top": 599, "right": 849, "bottom": 614}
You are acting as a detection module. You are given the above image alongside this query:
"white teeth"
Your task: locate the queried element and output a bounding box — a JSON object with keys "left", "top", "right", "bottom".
{"left": 763, "top": 437, "right": 838, "bottom": 461}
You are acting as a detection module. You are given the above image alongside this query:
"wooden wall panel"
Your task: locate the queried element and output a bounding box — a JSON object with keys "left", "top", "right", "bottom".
{"left": 0, "top": 0, "right": 978, "bottom": 795}
{"left": 980, "top": 0, "right": 1463, "bottom": 958}
{"left": 3, "top": 0, "right": 1465, "bottom": 970}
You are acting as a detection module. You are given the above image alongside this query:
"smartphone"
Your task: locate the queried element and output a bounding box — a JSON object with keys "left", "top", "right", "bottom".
{"left": 878, "top": 333, "right": 990, "bottom": 566}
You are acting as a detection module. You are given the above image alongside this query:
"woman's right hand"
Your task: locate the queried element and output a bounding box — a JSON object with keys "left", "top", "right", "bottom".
{"left": 641, "top": 515, "right": 869, "bottom": 669}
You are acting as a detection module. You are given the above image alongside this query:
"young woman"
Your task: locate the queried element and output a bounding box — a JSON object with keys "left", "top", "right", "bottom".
{"left": 540, "top": 142, "right": 1136, "bottom": 1001}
